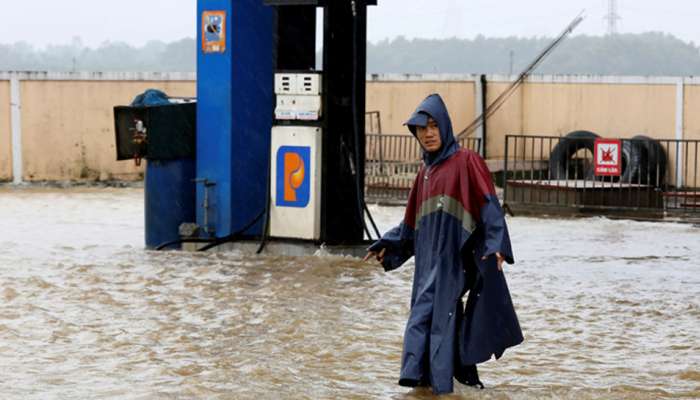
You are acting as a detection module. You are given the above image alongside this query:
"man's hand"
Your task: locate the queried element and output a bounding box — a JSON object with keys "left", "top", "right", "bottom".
{"left": 363, "top": 248, "right": 386, "bottom": 263}
{"left": 482, "top": 252, "right": 505, "bottom": 271}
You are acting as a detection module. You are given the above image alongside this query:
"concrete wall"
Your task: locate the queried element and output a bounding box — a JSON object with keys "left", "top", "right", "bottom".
{"left": 486, "top": 79, "right": 677, "bottom": 160}
{"left": 0, "top": 81, "right": 11, "bottom": 181}
{"left": 366, "top": 78, "right": 476, "bottom": 135}
{"left": 524, "top": 81, "right": 677, "bottom": 139}
{"left": 683, "top": 84, "right": 700, "bottom": 188}
{"left": 684, "top": 84, "right": 700, "bottom": 140}
{"left": 366, "top": 75, "right": 698, "bottom": 188}
{"left": 1, "top": 72, "right": 698, "bottom": 186}
{"left": 20, "top": 79, "right": 195, "bottom": 181}
{"left": 530, "top": 82, "right": 672, "bottom": 148}
{"left": 0, "top": 72, "right": 195, "bottom": 182}
{"left": 483, "top": 82, "right": 523, "bottom": 159}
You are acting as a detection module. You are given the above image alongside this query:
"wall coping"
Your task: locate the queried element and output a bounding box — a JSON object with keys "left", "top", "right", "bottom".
{"left": 0, "top": 71, "right": 700, "bottom": 85}
{"left": 2, "top": 71, "right": 700, "bottom": 85}
{"left": 368, "top": 73, "right": 700, "bottom": 85}
{"left": 0, "top": 71, "right": 196, "bottom": 81}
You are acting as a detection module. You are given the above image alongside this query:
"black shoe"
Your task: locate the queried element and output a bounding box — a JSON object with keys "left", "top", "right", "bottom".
{"left": 399, "top": 377, "right": 430, "bottom": 388}
{"left": 455, "top": 365, "right": 484, "bottom": 389}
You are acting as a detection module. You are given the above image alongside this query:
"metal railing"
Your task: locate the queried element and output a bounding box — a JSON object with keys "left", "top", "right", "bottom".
{"left": 365, "top": 134, "right": 482, "bottom": 203}
{"left": 503, "top": 134, "right": 700, "bottom": 214}
{"left": 366, "top": 111, "right": 382, "bottom": 135}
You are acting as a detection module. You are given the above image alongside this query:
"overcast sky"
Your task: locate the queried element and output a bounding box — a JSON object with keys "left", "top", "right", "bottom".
{"left": 1, "top": 1, "right": 699, "bottom": 48}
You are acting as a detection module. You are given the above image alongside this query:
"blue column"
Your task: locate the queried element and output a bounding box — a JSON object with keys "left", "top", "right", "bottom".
{"left": 196, "top": 0, "right": 274, "bottom": 237}
{"left": 145, "top": 159, "right": 196, "bottom": 249}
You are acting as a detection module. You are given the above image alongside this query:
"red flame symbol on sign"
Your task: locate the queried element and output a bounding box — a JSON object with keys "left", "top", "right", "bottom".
{"left": 601, "top": 147, "right": 615, "bottom": 162}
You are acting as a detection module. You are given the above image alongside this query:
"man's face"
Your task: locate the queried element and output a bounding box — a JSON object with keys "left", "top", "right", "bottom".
{"left": 416, "top": 117, "right": 442, "bottom": 153}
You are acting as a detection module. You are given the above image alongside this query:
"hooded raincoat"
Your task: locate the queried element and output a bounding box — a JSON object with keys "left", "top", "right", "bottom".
{"left": 368, "top": 94, "right": 523, "bottom": 394}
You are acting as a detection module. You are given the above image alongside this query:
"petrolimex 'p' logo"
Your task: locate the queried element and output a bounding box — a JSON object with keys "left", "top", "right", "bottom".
{"left": 276, "top": 146, "right": 311, "bottom": 208}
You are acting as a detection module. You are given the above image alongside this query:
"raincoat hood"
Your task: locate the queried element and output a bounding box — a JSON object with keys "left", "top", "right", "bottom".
{"left": 405, "top": 94, "right": 459, "bottom": 166}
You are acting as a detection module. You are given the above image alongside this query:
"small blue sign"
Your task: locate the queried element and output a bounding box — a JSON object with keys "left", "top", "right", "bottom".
{"left": 204, "top": 15, "right": 223, "bottom": 42}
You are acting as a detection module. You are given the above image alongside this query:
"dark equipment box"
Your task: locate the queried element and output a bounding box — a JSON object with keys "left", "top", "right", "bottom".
{"left": 114, "top": 102, "right": 196, "bottom": 161}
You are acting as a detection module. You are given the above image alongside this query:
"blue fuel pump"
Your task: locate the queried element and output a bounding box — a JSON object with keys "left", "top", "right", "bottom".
{"left": 195, "top": 0, "right": 378, "bottom": 250}
{"left": 115, "top": 0, "right": 379, "bottom": 252}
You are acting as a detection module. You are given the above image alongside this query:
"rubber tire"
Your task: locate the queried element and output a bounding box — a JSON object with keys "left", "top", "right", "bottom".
{"left": 630, "top": 135, "right": 667, "bottom": 187}
{"left": 548, "top": 130, "right": 600, "bottom": 180}
{"left": 620, "top": 139, "right": 643, "bottom": 183}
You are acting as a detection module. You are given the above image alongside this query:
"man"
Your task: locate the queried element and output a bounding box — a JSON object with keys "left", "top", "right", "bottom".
{"left": 364, "top": 94, "right": 523, "bottom": 395}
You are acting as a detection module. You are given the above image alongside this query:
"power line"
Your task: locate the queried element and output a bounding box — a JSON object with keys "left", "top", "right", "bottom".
{"left": 604, "top": 0, "right": 621, "bottom": 35}
{"left": 441, "top": 0, "right": 462, "bottom": 39}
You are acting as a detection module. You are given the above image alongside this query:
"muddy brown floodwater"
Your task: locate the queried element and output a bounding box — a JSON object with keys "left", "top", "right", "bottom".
{"left": 0, "top": 187, "right": 699, "bottom": 399}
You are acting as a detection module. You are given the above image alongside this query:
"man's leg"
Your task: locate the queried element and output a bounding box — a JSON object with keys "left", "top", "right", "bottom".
{"left": 455, "top": 263, "right": 485, "bottom": 389}
{"left": 399, "top": 278, "right": 435, "bottom": 387}
{"left": 455, "top": 364, "right": 484, "bottom": 389}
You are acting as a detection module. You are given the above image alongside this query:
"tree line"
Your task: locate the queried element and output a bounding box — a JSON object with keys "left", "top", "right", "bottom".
{"left": 0, "top": 37, "right": 196, "bottom": 73}
{"left": 367, "top": 32, "right": 700, "bottom": 76}
{"left": 2, "top": 32, "right": 700, "bottom": 76}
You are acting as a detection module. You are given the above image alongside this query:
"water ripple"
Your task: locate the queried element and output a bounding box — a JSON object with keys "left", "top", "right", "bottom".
{"left": 0, "top": 189, "right": 698, "bottom": 399}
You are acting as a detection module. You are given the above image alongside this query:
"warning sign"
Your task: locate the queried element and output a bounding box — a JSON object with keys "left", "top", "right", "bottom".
{"left": 202, "top": 11, "right": 226, "bottom": 54}
{"left": 594, "top": 139, "right": 622, "bottom": 176}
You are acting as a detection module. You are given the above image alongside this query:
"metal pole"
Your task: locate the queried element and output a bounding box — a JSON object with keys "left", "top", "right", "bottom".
{"left": 480, "top": 74, "right": 488, "bottom": 158}
{"left": 10, "top": 74, "right": 23, "bottom": 184}
{"left": 503, "top": 135, "right": 510, "bottom": 205}
{"left": 676, "top": 78, "right": 685, "bottom": 189}
{"left": 474, "top": 75, "right": 485, "bottom": 156}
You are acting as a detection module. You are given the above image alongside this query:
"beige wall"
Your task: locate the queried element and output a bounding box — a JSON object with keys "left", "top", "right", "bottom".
{"left": 523, "top": 83, "right": 677, "bottom": 138}
{"left": 683, "top": 86, "right": 700, "bottom": 187}
{"left": 684, "top": 85, "right": 700, "bottom": 141}
{"left": 484, "top": 82, "right": 524, "bottom": 159}
{"left": 365, "top": 77, "right": 697, "bottom": 188}
{"left": 20, "top": 80, "right": 195, "bottom": 181}
{"left": 0, "top": 81, "right": 11, "bottom": 181}
{"left": 366, "top": 81, "right": 475, "bottom": 135}
{"left": 366, "top": 80, "right": 682, "bottom": 158}
{"left": 486, "top": 82, "right": 678, "bottom": 159}
{"left": 3, "top": 74, "right": 698, "bottom": 184}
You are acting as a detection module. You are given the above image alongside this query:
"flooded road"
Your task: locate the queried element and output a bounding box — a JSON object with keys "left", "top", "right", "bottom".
{"left": 1, "top": 187, "right": 699, "bottom": 399}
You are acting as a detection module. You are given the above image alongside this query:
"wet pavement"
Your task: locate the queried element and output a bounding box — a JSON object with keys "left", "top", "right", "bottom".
{"left": 0, "top": 187, "right": 698, "bottom": 399}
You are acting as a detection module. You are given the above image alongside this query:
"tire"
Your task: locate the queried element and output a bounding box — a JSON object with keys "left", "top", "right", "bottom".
{"left": 620, "top": 139, "right": 643, "bottom": 183}
{"left": 630, "top": 135, "right": 667, "bottom": 187}
{"left": 548, "top": 130, "right": 600, "bottom": 180}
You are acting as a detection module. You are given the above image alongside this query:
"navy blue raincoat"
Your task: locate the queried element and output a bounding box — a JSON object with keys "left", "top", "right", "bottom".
{"left": 369, "top": 94, "right": 523, "bottom": 395}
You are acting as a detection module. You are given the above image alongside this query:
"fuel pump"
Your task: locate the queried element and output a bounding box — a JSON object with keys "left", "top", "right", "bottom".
{"left": 265, "top": 0, "right": 378, "bottom": 245}
{"left": 191, "top": 0, "right": 378, "bottom": 252}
